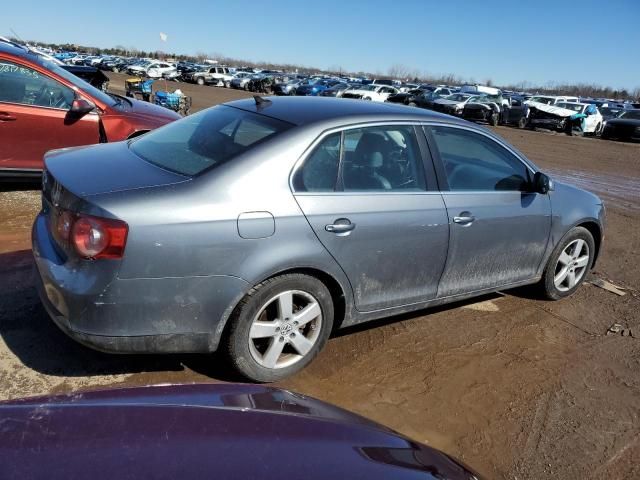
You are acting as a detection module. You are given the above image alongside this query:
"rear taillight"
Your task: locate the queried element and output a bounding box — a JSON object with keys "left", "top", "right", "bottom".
{"left": 53, "top": 210, "right": 128, "bottom": 259}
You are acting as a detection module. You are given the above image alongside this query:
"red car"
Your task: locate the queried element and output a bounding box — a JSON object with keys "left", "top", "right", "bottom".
{"left": 0, "top": 41, "right": 180, "bottom": 178}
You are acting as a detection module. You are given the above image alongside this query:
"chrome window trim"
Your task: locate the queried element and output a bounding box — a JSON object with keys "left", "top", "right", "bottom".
{"left": 290, "top": 119, "right": 539, "bottom": 196}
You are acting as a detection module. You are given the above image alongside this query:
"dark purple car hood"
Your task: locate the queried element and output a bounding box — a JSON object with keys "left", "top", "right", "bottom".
{"left": 0, "top": 384, "right": 480, "bottom": 480}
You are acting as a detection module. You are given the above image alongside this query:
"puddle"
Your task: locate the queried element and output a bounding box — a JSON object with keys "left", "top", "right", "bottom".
{"left": 546, "top": 168, "right": 640, "bottom": 212}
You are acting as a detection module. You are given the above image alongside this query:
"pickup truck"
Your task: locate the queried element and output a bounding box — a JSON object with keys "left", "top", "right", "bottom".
{"left": 186, "top": 66, "right": 234, "bottom": 87}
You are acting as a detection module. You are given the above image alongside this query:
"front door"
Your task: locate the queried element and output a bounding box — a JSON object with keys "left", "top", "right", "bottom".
{"left": 0, "top": 59, "right": 99, "bottom": 172}
{"left": 425, "top": 125, "right": 552, "bottom": 297}
{"left": 293, "top": 125, "right": 449, "bottom": 312}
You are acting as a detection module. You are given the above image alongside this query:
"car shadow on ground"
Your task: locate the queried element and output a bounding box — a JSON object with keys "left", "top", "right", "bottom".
{"left": 0, "top": 247, "right": 550, "bottom": 384}
{"left": 0, "top": 180, "right": 40, "bottom": 192}
{"left": 0, "top": 249, "right": 243, "bottom": 382}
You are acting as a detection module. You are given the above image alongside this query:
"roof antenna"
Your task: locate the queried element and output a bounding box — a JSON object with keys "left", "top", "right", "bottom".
{"left": 253, "top": 95, "right": 272, "bottom": 108}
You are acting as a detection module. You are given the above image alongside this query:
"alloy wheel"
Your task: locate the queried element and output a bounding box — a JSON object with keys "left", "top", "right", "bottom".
{"left": 554, "top": 239, "right": 590, "bottom": 292}
{"left": 248, "top": 290, "right": 322, "bottom": 369}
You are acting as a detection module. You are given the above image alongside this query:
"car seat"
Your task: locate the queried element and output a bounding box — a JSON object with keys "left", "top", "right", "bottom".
{"left": 0, "top": 76, "right": 26, "bottom": 103}
{"left": 345, "top": 133, "right": 392, "bottom": 190}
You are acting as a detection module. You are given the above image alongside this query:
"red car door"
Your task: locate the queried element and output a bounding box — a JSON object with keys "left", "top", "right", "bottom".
{"left": 0, "top": 59, "right": 99, "bottom": 173}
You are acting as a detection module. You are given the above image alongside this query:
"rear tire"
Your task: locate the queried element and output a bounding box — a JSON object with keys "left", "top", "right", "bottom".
{"left": 225, "top": 274, "right": 334, "bottom": 382}
{"left": 538, "top": 226, "right": 595, "bottom": 300}
{"left": 196, "top": 77, "right": 205, "bottom": 86}
{"left": 518, "top": 117, "right": 527, "bottom": 129}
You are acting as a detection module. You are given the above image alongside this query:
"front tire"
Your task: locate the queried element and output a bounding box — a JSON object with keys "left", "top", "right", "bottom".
{"left": 196, "top": 77, "right": 205, "bottom": 86}
{"left": 225, "top": 274, "right": 334, "bottom": 382}
{"left": 518, "top": 117, "right": 527, "bottom": 129}
{"left": 539, "top": 226, "right": 595, "bottom": 300}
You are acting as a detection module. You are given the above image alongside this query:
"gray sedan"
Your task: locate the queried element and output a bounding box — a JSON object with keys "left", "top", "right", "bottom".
{"left": 33, "top": 97, "right": 605, "bottom": 382}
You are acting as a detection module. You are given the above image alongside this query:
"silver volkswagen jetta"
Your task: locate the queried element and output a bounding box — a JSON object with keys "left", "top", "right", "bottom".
{"left": 33, "top": 96, "right": 605, "bottom": 382}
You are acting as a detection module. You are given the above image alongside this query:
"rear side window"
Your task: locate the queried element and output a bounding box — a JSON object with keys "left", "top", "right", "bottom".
{"left": 130, "top": 105, "right": 292, "bottom": 176}
{"left": 293, "top": 132, "right": 340, "bottom": 192}
{"left": 429, "top": 126, "right": 532, "bottom": 191}
{"left": 293, "top": 125, "right": 427, "bottom": 193}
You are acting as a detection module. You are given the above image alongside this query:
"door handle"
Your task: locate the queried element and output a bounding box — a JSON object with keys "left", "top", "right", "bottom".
{"left": 453, "top": 212, "right": 475, "bottom": 225}
{"left": 0, "top": 112, "right": 16, "bottom": 122}
{"left": 325, "top": 219, "right": 356, "bottom": 234}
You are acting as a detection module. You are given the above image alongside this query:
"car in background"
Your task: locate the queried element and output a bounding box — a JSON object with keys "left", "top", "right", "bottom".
{"left": 61, "top": 64, "right": 110, "bottom": 91}
{"left": 500, "top": 95, "right": 530, "bottom": 128}
{"left": 0, "top": 384, "right": 482, "bottom": 479}
{"left": 525, "top": 95, "right": 580, "bottom": 106}
{"left": 0, "top": 41, "right": 180, "bottom": 177}
{"left": 341, "top": 84, "right": 399, "bottom": 101}
{"left": 272, "top": 78, "right": 305, "bottom": 96}
{"left": 528, "top": 102, "right": 604, "bottom": 136}
{"left": 319, "top": 82, "right": 351, "bottom": 97}
{"left": 412, "top": 87, "right": 455, "bottom": 109}
{"left": 33, "top": 96, "right": 603, "bottom": 381}
{"left": 385, "top": 88, "right": 425, "bottom": 106}
{"left": 599, "top": 105, "right": 625, "bottom": 121}
{"left": 295, "top": 79, "right": 340, "bottom": 96}
{"left": 127, "top": 60, "right": 151, "bottom": 75}
{"left": 600, "top": 109, "right": 640, "bottom": 141}
{"left": 186, "top": 66, "right": 234, "bottom": 87}
{"left": 230, "top": 71, "right": 255, "bottom": 90}
{"left": 430, "top": 93, "right": 477, "bottom": 116}
{"left": 145, "top": 61, "right": 178, "bottom": 79}
{"left": 462, "top": 94, "right": 509, "bottom": 126}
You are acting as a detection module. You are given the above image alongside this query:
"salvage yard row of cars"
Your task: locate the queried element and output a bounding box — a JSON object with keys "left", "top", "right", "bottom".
{"left": 51, "top": 49, "right": 640, "bottom": 141}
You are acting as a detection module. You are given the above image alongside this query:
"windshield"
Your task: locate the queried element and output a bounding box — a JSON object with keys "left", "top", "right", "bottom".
{"left": 445, "top": 94, "right": 470, "bottom": 101}
{"left": 619, "top": 110, "right": 640, "bottom": 120}
{"left": 556, "top": 103, "right": 584, "bottom": 112}
{"left": 34, "top": 55, "right": 117, "bottom": 107}
{"left": 130, "top": 105, "right": 293, "bottom": 176}
{"left": 600, "top": 107, "right": 623, "bottom": 117}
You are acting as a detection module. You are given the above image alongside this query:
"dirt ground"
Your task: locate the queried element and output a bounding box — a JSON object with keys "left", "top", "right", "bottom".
{"left": 1, "top": 76, "right": 639, "bottom": 479}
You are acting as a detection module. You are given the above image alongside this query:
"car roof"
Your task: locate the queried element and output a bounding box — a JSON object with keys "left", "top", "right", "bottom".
{"left": 0, "top": 40, "right": 37, "bottom": 60}
{"left": 225, "top": 96, "right": 462, "bottom": 127}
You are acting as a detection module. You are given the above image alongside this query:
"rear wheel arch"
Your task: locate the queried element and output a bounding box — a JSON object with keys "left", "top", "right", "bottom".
{"left": 218, "top": 267, "right": 348, "bottom": 346}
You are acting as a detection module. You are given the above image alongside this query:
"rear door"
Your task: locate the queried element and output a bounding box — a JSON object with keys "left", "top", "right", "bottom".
{"left": 0, "top": 59, "right": 99, "bottom": 172}
{"left": 424, "top": 125, "right": 551, "bottom": 297}
{"left": 293, "top": 124, "right": 449, "bottom": 312}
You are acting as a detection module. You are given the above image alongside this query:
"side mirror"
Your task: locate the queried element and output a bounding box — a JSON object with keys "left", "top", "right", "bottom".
{"left": 69, "top": 98, "right": 96, "bottom": 116}
{"left": 533, "top": 171, "right": 553, "bottom": 194}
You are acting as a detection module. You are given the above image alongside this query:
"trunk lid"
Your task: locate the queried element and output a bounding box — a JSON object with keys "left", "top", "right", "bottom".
{"left": 44, "top": 141, "right": 190, "bottom": 198}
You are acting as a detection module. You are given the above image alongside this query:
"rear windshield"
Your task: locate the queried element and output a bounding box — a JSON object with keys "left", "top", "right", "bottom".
{"left": 130, "top": 105, "right": 293, "bottom": 176}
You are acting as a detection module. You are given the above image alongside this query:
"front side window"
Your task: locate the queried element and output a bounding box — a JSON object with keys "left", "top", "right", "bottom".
{"left": 429, "top": 126, "right": 532, "bottom": 191}
{"left": 130, "top": 105, "right": 293, "bottom": 176}
{"left": 0, "top": 60, "right": 74, "bottom": 109}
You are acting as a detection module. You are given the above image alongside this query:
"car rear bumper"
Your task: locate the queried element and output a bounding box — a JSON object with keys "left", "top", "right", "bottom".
{"left": 32, "top": 212, "right": 249, "bottom": 354}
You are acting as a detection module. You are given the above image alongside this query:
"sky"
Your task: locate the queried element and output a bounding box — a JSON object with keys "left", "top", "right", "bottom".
{"left": 5, "top": 0, "right": 640, "bottom": 91}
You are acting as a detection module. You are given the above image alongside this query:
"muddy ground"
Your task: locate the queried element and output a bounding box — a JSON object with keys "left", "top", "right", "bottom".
{"left": 1, "top": 75, "right": 639, "bottom": 479}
